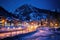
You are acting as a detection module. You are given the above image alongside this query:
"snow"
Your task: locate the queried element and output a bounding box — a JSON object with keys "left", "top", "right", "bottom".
{"left": 21, "top": 27, "right": 53, "bottom": 39}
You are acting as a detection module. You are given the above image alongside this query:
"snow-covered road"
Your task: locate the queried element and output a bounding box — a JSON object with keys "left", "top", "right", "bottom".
{"left": 2, "top": 27, "right": 60, "bottom": 40}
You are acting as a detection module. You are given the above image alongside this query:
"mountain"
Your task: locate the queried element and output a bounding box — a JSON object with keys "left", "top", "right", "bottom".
{"left": 0, "top": 6, "right": 18, "bottom": 20}
{"left": 14, "top": 4, "right": 60, "bottom": 21}
{"left": 14, "top": 4, "right": 47, "bottom": 21}
{"left": 0, "top": 5, "right": 60, "bottom": 22}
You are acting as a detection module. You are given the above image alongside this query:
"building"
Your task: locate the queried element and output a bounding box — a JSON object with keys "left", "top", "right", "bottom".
{"left": 0, "top": 6, "right": 18, "bottom": 28}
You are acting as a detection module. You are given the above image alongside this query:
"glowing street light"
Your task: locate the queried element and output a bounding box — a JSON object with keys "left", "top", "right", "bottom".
{"left": 2, "top": 20, "right": 5, "bottom": 23}
{"left": 55, "top": 24, "right": 58, "bottom": 26}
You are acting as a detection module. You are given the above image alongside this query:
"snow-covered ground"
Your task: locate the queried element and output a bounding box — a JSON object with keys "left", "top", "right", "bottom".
{"left": 2, "top": 27, "right": 60, "bottom": 40}
{"left": 19, "top": 27, "right": 60, "bottom": 40}
{"left": 24, "top": 27, "right": 52, "bottom": 37}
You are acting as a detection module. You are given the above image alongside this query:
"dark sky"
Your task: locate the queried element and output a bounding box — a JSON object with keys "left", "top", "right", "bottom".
{"left": 0, "top": 0, "right": 60, "bottom": 12}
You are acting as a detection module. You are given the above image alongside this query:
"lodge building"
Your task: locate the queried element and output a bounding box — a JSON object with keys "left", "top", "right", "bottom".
{"left": 0, "top": 6, "right": 60, "bottom": 28}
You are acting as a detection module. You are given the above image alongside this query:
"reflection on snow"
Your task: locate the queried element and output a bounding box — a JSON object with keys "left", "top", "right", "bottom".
{"left": 1, "top": 27, "right": 60, "bottom": 40}
{"left": 17, "top": 27, "right": 60, "bottom": 40}
{"left": 18, "top": 27, "right": 55, "bottom": 40}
